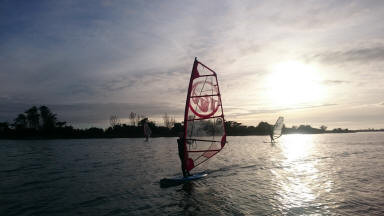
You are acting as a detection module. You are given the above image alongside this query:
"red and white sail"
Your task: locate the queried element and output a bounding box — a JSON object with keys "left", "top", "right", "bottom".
{"left": 183, "top": 58, "right": 226, "bottom": 171}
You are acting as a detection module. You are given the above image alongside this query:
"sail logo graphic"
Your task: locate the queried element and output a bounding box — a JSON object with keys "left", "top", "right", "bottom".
{"left": 189, "top": 81, "right": 220, "bottom": 118}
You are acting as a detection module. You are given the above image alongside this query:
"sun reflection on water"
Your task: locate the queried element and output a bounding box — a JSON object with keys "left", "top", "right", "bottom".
{"left": 273, "top": 134, "right": 331, "bottom": 213}
{"left": 281, "top": 134, "right": 314, "bottom": 161}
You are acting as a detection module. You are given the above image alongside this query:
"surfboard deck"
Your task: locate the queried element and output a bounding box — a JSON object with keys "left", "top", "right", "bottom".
{"left": 160, "top": 173, "right": 207, "bottom": 188}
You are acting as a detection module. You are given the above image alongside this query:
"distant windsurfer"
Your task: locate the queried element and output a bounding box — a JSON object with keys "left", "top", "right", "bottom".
{"left": 270, "top": 116, "right": 284, "bottom": 143}
{"left": 143, "top": 118, "right": 151, "bottom": 141}
{"left": 177, "top": 132, "right": 191, "bottom": 178}
{"left": 269, "top": 128, "right": 275, "bottom": 143}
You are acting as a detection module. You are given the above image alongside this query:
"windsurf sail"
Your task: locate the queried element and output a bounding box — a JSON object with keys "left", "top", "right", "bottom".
{"left": 272, "top": 116, "right": 284, "bottom": 140}
{"left": 183, "top": 58, "right": 226, "bottom": 171}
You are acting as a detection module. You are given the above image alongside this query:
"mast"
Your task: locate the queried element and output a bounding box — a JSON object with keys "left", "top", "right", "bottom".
{"left": 183, "top": 57, "right": 198, "bottom": 170}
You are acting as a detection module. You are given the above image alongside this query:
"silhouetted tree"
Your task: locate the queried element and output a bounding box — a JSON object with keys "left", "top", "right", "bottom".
{"left": 0, "top": 122, "right": 11, "bottom": 138}
{"left": 320, "top": 125, "right": 327, "bottom": 132}
{"left": 25, "top": 106, "right": 40, "bottom": 129}
{"left": 163, "top": 113, "right": 175, "bottom": 129}
{"left": 109, "top": 115, "right": 121, "bottom": 128}
{"left": 14, "top": 114, "right": 27, "bottom": 130}
{"left": 295, "top": 125, "right": 323, "bottom": 134}
{"left": 0, "top": 122, "right": 9, "bottom": 132}
{"left": 225, "top": 121, "right": 248, "bottom": 135}
{"left": 136, "top": 114, "right": 143, "bottom": 127}
{"left": 84, "top": 127, "right": 104, "bottom": 138}
{"left": 56, "top": 121, "right": 67, "bottom": 128}
{"left": 256, "top": 121, "right": 271, "bottom": 132}
{"left": 331, "top": 128, "right": 350, "bottom": 133}
{"left": 171, "top": 122, "right": 183, "bottom": 135}
{"left": 39, "top": 106, "right": 57, "bottom": 131}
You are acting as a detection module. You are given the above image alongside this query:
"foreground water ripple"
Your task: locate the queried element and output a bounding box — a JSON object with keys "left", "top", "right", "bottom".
{"left": 1, "top": 133, "right": 384, "bottom": 215}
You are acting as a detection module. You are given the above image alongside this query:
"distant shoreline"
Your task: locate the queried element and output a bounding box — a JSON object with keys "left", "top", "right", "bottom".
{"left": 1, "top": 105, "right": 383, "bottom": 140}
{"left": 1, "top": 130, "right": 383, "bottom": 140}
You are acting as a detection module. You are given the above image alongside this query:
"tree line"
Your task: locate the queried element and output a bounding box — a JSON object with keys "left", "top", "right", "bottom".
{"left": 223, "top": 121, "right": 353, "bottom": 136}
{"left": 0, "top": 105, "right": 356, "bottom": 139}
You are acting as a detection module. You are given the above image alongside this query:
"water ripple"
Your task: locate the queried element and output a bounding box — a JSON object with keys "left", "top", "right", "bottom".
{"left": 1, "top": 133, "right": 384, "bottom": 215}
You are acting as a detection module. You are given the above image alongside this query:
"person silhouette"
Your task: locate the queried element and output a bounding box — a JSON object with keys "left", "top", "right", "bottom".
{"left": 269, "top": 128, "right": 275, "bottom": 143}
{"left": 177, "top": 132, "right": 191, "bottom": 177}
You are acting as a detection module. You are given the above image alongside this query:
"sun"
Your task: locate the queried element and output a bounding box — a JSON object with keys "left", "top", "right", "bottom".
{"left": 266, "top": 61, "right": 325, "bottom": 107}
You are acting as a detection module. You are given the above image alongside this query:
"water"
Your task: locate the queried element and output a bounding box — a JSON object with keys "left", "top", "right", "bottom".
{"left": 1, "top": 133, "right": 384, "bottom": 215}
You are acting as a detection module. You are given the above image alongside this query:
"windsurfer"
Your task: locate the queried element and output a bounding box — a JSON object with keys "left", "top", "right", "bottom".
{"left": 143, "top": 118, "right": 151, "bottom": 141}
{"left": 177, "top": 132, "right": 191, "bottom": 178}
{"left": 269, "top": 127, "right": 274, "bottom": 143}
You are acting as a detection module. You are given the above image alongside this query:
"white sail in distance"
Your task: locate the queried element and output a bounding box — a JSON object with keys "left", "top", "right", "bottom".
{"left": 272, "top": 116, "right": 284, "bottom": 140}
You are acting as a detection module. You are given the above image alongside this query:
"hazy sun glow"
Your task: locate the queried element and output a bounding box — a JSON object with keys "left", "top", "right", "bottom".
{"left": 266, "top": 61, "right": 325, "bottom": 107}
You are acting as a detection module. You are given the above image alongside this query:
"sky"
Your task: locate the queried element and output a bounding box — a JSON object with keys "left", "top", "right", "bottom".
{"left": 1, "top": 0, "right": 384, "bottom": 129}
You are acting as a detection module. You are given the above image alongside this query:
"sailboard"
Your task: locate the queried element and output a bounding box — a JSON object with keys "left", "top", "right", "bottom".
{"left": 182, "top": 57, "right": 227, "bottom": 172}
{"left": 160, "top": 173, "right": 208, "bottom": 188}
{"left": 271, "top": 116, "right": 284, "bottom": 141}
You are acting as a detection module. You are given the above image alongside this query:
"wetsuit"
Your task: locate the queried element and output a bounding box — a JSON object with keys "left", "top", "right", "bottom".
{"left": 177, "top": 137, "right": 190, "bottom": 177}
{"left": 269, "top": 129, "right": 274, "bottom": 143}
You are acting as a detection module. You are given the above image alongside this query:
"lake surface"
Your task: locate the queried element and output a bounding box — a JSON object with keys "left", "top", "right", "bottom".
{"left": 1, "top": 132, "right": 384, "bottom": 215}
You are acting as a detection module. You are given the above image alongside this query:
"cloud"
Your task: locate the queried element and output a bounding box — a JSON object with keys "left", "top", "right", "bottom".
{"left": 322, "top": 80, "right": 350, "bottom": 85}
{"left": 259, "top": 0, "right": 376, "bottom": 32}
{"left": 1, "top": 1, "right": 384, "bottom": 129}
{"left": 226, "top": 103, "right": 337, "bottom": 118}
{"left": 309, "top": 46, "right": 384, "bottom": 64}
